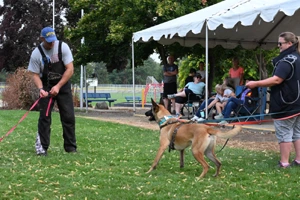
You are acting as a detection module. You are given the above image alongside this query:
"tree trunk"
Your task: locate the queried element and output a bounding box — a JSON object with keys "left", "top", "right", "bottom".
{"left": 255, "top": 53, "right": 268, "bottom": 80}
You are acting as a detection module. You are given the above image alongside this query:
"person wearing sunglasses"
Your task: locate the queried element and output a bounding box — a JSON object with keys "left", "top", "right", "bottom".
{"left": 246, "top": 32, "right": 300, "bottom": 168}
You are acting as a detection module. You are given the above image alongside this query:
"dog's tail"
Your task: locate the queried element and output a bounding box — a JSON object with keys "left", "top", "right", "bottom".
{"left": 208, "top": 125, "right": 242, "bottom": 139}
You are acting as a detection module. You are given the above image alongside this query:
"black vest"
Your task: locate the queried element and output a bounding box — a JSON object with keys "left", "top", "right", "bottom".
{"left": 270, "top": 44, "right": 300, "bottom": 118}
{"left": 38, "top": 41, "right": 70, "bottom": 91}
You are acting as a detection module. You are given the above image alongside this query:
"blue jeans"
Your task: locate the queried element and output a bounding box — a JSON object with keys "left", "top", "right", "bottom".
{"left": 222, "top": 97, "right": 243, "bottom": 118}
{"left": 195, "top": 98, "right": 214, "bottom": 117}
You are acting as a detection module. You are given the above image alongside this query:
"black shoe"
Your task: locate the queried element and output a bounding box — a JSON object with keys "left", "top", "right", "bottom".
{"left": 66, "top": 149, "right": 77, "bottom": 153}
{"left": 291, "top": 160, "right": 300, "bottom": 167}
{"left": 277, "top": 161, "right": 290, "bottom": 168}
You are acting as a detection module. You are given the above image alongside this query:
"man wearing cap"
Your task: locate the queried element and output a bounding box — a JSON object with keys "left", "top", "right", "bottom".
{"left": 28, "top": 27, "right": 77, "bottom": 156}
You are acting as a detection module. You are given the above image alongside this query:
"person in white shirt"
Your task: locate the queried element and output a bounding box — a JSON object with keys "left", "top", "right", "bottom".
{"left": 197, "top": 61, "right": 206, "bottom": 82}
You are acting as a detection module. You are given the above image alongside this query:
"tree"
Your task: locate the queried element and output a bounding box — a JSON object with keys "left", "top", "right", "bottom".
{"left": 65, "top": 0, "right": 218, "bottom": 72}
{"left": 0, "top": 0, "right": 70, "bottom": 72}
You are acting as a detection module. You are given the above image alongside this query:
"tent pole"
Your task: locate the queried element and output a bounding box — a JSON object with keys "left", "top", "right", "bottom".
{"left": 205, "top": 22, "right": 208, "bottom": 118}
{"left": 132, "top": 38, "right": 136, "bottom": 113}
{"left": 80, "top": 9, "right": 84, "bottom": 110}
{"left": 259, "top": 48, "right": 263, "bottom": 120}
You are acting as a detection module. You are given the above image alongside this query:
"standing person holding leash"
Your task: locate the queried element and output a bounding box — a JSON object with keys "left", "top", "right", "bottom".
{"left": 28, "top": 27, "right": 77, "bottom": 156}
{"left": 246, "top": 32, "right": 300, "bottom": 168}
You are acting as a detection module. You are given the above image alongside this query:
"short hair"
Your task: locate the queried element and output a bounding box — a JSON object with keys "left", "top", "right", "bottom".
{"left": 232, "top": 57, "right": 239, "bottom": 64}
{"left": 189, "top": 68, "right": 196, "bottom": 74}
{"left": 194, "top": 73, "right": 202, "bottom": 79}
{"left": 215, "top": 84, "right": 222, "bottom": 91}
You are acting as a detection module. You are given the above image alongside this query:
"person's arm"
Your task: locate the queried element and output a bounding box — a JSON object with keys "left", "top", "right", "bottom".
{"left": 49, "top": 61, "right": 74, "bottom": 96}
{"left": 164, "top": 69, "right": 178, "bottom": 76}
{"left": 229, "top": 91, "right": 236, "bottom": 98}
{"left": 228, "top": 68, "right": 232, "bottom": 78}
{"left": 206, "top": 98, "right": 218, "bottom": 109}
{"left": 239, "top": 67, "right": 244, "bottom": 85}
{"left": 246, "top": 75, "right": 283, "bottom": 89}
{"left": 29, "top": 71, "right": 49, "bottom": 98}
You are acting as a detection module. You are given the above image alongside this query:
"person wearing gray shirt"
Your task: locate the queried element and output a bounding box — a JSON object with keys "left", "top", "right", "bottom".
{"left": 28, "top": 27, "right": 77, "bottom": 156}
{"left": 162, "top": 55, "right": 178, "bottom": 114}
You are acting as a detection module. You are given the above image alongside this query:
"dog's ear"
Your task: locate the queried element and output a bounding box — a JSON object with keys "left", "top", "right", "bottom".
{"left": 151, "top": 98, "right": 156, "bottom": 106}
{"left": 151, "top": 98, "right": 160, "bottom": 114}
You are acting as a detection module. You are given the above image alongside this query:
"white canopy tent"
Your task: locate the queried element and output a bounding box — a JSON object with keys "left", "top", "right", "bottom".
{"left": 131, "top": 0, "right": 300, "bottom": 112}
{"left": 133, "top": 0, "right": 300, "bottom": 49}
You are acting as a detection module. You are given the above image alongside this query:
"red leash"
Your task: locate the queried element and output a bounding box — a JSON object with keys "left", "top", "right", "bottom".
{"left": 204, "top": 112, "right": 300, "bottom": 127}
{"left": 0, "top": 96, "right": 53, "bottom": 142}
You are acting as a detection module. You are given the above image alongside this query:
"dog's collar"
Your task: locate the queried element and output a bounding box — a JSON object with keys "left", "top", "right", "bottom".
{"left": 158, "top": 115, "right": 174, "bottom": 127}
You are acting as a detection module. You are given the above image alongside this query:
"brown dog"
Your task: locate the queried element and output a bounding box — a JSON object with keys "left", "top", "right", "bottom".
{"left": 147, "top": 99, "right": 242, "bottom": 178}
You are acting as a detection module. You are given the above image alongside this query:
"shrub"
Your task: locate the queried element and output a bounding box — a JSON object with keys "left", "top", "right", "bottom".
{"left": 2, "top": 68, "right": 80, "bottom": 110}
{"left": 2, "top": 68, "right": 38, "bottom": 110}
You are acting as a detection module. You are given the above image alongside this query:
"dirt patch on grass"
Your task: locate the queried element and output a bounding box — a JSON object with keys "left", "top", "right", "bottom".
{"left": 75, "top": 107, "right": 279, "bottom": 152}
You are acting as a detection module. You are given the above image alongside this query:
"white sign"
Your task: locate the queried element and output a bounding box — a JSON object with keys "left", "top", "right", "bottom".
{"left": 86, "top": 78, "right": 98, "bottom": 87}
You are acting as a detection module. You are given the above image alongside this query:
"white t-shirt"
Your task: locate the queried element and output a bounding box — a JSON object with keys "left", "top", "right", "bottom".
{"left": 197, "top": 70, "right": 206, "bottom": 79}
{"left": 216, "top": 89, "right": 232, "bottom": 102}
{"left": 28, "top": 41, "right": 73, "bottom": 77}
{"left": 185, "top": 82, "right": 205, "bottom": 95}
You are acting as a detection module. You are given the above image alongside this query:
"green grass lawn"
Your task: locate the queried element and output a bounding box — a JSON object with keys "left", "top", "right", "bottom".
{"left": 0, "top": 110, "right": 299, "bottom": 199}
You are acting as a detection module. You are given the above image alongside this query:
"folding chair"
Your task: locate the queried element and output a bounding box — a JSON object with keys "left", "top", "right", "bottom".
{"left": 234, "top": 87, "right": 266, "bottom": 122}
{"left": 235, "top": 85, "right": 244, "bottom": 97}
{"left": 183, "top": 92, "right": 204, "bottom": 119}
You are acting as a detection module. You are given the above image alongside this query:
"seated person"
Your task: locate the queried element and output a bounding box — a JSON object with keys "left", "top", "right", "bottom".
{"left": 223, "top": 77, "right": 236, "bottom": 93}
{"left": 217, "top": 78, "right": 259, "bottom": 124}
{"left": 185, "top": 68, "right": 197, "bottom": 85}
{"left": 168, "top": 73, "right": 205, "bottom": 117}
{"left": 214, "top": 84, "right": 236, "bottom": 119}
{"left": 191, "top": 84, "right": 235, "bottom": 122}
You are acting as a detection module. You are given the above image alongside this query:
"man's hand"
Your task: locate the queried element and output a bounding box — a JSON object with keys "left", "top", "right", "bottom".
{"left": 40, "top": 89, "right": 49, "bottom": 98}
{"left": 245, "top": 81, "right": 257, "bottom": 89}
{"left": 49, "top": 85, "right": 60, "bottom": 97}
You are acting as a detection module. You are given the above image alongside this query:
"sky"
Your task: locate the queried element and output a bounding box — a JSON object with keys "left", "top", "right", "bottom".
{"left": 150, "top": 53, "right": 160, "bottom": 63}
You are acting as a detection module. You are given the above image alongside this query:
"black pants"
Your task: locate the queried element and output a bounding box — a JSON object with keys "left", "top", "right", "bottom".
{"left": 38, "top": 86, "right": 76, "bottom": 152}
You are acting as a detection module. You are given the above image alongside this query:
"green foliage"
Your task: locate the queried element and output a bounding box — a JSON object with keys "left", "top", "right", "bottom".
{"left": 65, "top": 0, "right": 211, "bottom": 71}
{"left": 0, "top": 110, "right": 300, "bottom": 199}
{"left": 0, "top": 68, "right": 8, "bottom": 82}
{"left": 178, "top": 56, "right": 203, "bottom": 88}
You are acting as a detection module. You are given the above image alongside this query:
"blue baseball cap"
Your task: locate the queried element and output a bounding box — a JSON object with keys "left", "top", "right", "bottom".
{"left": 40, "top": 27, "right": 57, "bottom": 42}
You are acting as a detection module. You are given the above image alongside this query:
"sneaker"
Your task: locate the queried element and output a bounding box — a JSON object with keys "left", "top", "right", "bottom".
{"left": 277, "top": 161, "right": 290, "bottom": 168}
{"left": 37, "top": 152, "right": 47, "bottom": 156}
{"left": 190, "top": 116, "right": 199, "bottom": 121}
{"left": 214, "top": 113, "right": 224, "bottom": 120}
{"left": 291, "top": 160, "right": 300, "bottom": 167}
{"left": 175, "top": 113, "right": 182, "bottom": 119}
{"left": 218, "top": 120, "right": 228, "bottom": 125}
{"left": 197, "top": 117, "right": 205, "bottom": 122}
{"left": 167, "top": 94, "right": 176, "bottom": 99}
